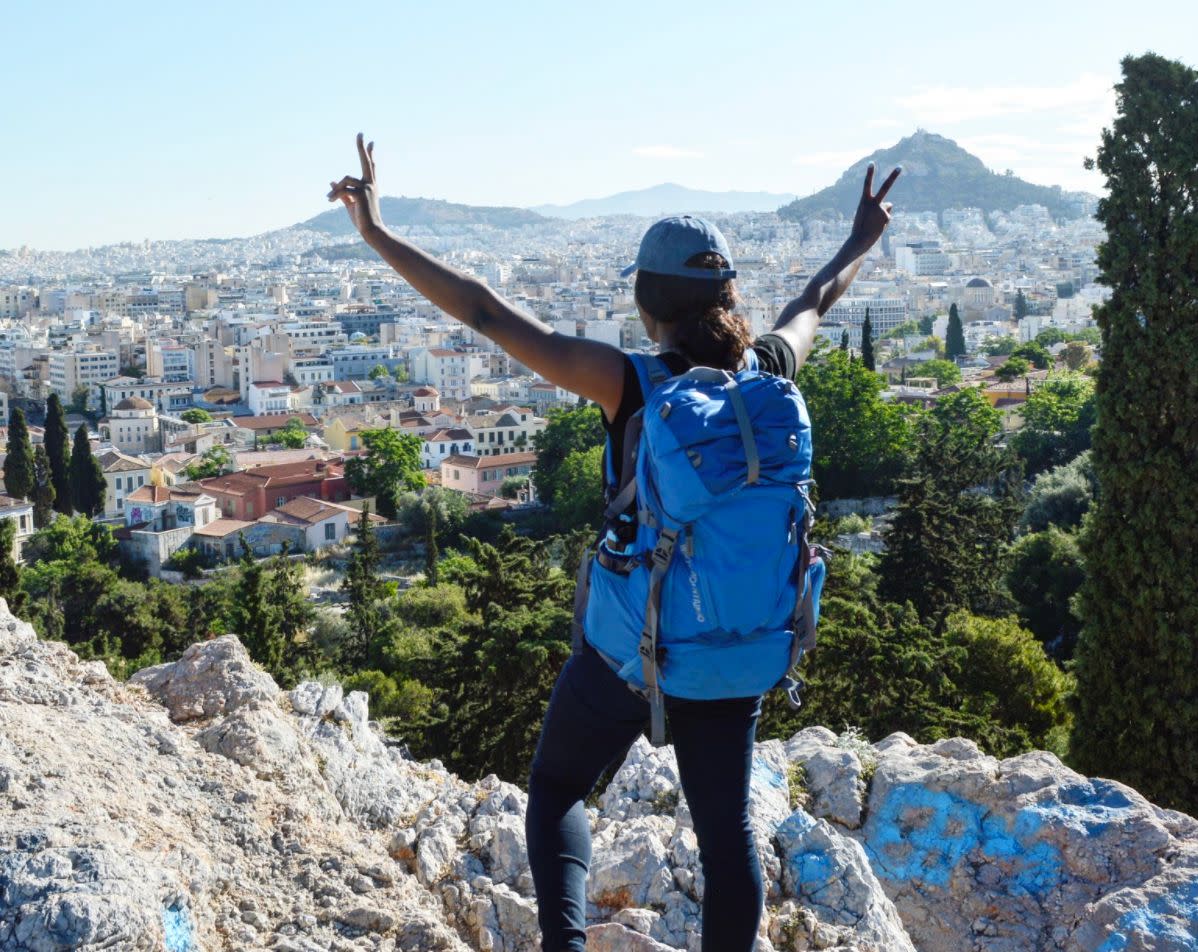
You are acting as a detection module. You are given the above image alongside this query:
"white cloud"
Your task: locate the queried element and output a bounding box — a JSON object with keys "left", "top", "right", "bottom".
{"left": 897, "top": 73, "right": 1114, "bottom": 124}
{"left": 632, "top": 145, "right": 704, "bottom": 159}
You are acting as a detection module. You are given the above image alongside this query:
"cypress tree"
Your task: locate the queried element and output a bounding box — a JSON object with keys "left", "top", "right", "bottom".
{"left": 3, "top": 408, "right": 34, "bottom": 500}
{"left": 1072, "top": 54, "right": 1198, "bottom": 812}
{"left": 839, "top": 329, "right": 849, "bottom": 352}
{"left": 69, "top": 424, "right": 107, "bottom": 517}
{"left": 861, "top": 309, "right": 876, "bottom": 372}
{"left": 232, "top": 536, "right": 284, "bottom": 675}
{"left": 1014, "top": 289, "right": 1029, "bottom": 321}
{"left": 45, "top": 394, "right": 73, "bottom": 514}
{"left": 342, "top": 505, "right": 384, "bottom": 667}
{"left": 32, "top": 445, "right": 55, "bottom": 529}
{"left": 0, "top": 517, "right": 24, "bottom": 614}
{"left": 946, "top": 304, "right": 967, "bottom": 360}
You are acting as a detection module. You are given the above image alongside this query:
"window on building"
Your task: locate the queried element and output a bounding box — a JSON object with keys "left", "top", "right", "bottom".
{"left": 276, "top": 496, "right": 285, "bottom": 507}
{"left": 246, "top": 503, "right": 255, "bottom": 518}
{"left": 324, "top": 522, "right": 336, "bottom": 541}
{"left": 115, "top": 477, "right": 122, "bottom": 490}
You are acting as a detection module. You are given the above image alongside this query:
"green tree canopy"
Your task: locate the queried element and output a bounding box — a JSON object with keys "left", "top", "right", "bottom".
{"left": 344, "top": 428, "right": 426, "bottom": 519}
{"left": 1011, "top": 372, "right": 1096, "bottom": 475}
{"left": 1072, "top": 53, "right": 1198, "bottom": 813}
{"left": 180, "top": 408, "right": 213, "bottom": 424}
{"left": 795, "top": 347, "right": 912, "bottom": 499}
{"left": 551, "top": 445, "right": 605, "bottom": 531}
{"left": 1019, "top": 451, "right": 1096, "bottom": 533}
{"left": 910, "top": 359, "right": 962, "bottom": 388}
{"left": 880, "top": 388, "right": 1021, "bottom": 621}
{"left": 532, "top": 404, "right": 606, "bottom": 506}
{"left": 183, "top": 445, "right": 232, "bottom": 481}
{"left": 368, "top": 364, "right": 392, "bottom": 380}
{"left": 1006, "top": 527, "right": 1085, "bottom": 660}
{"left": 265, "top": 417, "right": 309, "bottom": 449}
{"left": 1012, "top": 341, "right": 1052, "bottom": 370}
{"left": 994, "top": 356, "right": 1030, "bottom": 381}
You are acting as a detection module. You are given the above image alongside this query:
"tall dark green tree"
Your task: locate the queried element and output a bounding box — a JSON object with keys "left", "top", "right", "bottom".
{"left": 4, "top": 408, "right": 34, "bottom": 500}
{"left": 0, "top": 518, "right": 24, "bottom": 614}
{"left": 860, "top": 309, "right": 876, "bottom": 372}
{"left": 1014, "top": 289, "right": 1029, "bottom": 320}
{"left": 424, "top": 503, "right": 440, "bottom": 586}
{"left": 69, "top": 425, "right": 107, "bottom": 517}
{"left": 31, "top": 445, "right": 55, "bottom": 529}
{"left": 231, "top": 536, "right": 284, "bottom": 674}
{"left": 342, "top": 505, "right": 385, "bottom": 667}
{"left": 840, "top": 329, "right": 850, "bottom": 352}
{"left": 44, "top": 394, "right": 73, "bottom": 514}
{"left": 945, "top": 304, "right": 966, "bottom": 360}
{"left": 1072, "top": 54, "right": 1198, "bottom": 812}
{"left": 879, "top": 389, "right": 1023, "bottom": 621}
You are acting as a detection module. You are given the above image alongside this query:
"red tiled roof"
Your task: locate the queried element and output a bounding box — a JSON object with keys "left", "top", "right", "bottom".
{"left": 443, "top": 451, "right": 536, "bottom": 470}
{"left": 231, "top": 413, "right": 318, "bottom": 430}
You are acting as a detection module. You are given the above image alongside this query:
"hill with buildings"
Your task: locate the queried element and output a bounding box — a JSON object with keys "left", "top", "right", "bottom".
{"left": 779, "top": 131, "right": 1096, "bottom": 223}
{"left": 298, "top": 197, "right": 547, "bottom": 236}
{"left": 534, "top": 183, "right": 797, "bottom": 219}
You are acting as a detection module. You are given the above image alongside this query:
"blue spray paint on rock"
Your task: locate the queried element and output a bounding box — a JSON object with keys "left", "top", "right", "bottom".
{"left": 866, "top": 783, "right": 1065, "bottom": 898}
{"left": 162, "top": 903, "right": 197, "bottom": 952}
{"left": 1096, "top": 878, "right": 1198, "bottom": 952}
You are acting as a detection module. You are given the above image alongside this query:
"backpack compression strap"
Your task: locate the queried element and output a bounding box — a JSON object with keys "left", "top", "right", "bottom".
{"left": 782, "top": 479, "right": 821, "bottom": 708}
{"left": 640, "top": 527, "right": 679, "bottom": 745}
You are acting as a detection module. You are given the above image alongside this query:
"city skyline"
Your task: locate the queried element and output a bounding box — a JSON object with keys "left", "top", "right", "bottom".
{"left": 4, "top": 0, "right": 1197, "bottom": 249}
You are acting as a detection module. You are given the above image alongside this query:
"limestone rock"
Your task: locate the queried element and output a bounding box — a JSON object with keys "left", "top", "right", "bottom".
{"left": 586, "top": 921, "right": 682, "bottom": 951}
{"left": 129, "top": 635, "right": 278, "bottom": 722}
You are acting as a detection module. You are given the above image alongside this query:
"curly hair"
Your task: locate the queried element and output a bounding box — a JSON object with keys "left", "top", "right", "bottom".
{"left": 634, "top": 252, "right": 751, "bottom": 369}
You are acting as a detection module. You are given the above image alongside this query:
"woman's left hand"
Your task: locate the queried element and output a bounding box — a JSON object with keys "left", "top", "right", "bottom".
{"left": 328, "top": 133, "right": 386, "bottom": 240}
{"left": 849, "top": 163, "right": 901, "bottom": 253}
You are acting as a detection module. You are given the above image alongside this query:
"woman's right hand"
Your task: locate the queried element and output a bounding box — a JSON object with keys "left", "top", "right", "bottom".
{"left": 328, "top": 133, "right": 385, "bottom": 240}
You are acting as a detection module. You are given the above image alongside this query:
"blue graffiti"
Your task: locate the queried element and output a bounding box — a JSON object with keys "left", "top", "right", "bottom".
{"left": 776, "top": 811, "right": 834, "bottom": 892}
{"left": 1096, "top": 878, "right": 1198, "bottom": 951}
{"left": 752, "top": 758, "right": 787, "bottom": 793}
{"left": 162, "top": 903, "right": 197, "bottom": 952}
{"left": 866, "top": 783, "right": 1066, "bottom": 898}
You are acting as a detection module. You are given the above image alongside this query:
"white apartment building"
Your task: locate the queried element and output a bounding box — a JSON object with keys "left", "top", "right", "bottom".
{"left": 48, "top": 349, "right": 120, "bottom": 408}
{"left": 288, "top": 356, "right": 335, "bottom": 387}
{"left": 582, "top": 320, "right": 622, "bottom": 349}
{"left": 824, "top": 297, "right": 907, "bottom": 339}
{"left": 101, "top": 377, "right": 193, "bottom": 415}
{"left": 0, "top": 287, "right": 37, "bottom": 318}
{"left": 467, "top": 406, "right": 547, "bottom": 457}
{"left": 895, "top": 242, "right": 951, "bottom": 276}
{"left": 191, "top": 337, "right": 235, "bottom": 389}
{"left": 277, "top": 320, "right": 347, "bottom": 352}
{"left": 146, "top": 340, "right": 196, "bottom": 382}
{"left": 409, "top": 347, "right": 489, "bottom": 401}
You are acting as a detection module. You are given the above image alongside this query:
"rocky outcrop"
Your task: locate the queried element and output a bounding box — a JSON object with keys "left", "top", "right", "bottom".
{"left": 3, "top": 600, "right": 1197, "bottom": 951}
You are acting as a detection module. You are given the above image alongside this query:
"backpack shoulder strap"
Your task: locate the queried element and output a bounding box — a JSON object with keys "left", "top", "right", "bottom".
{"left": 742, "top": 347, "right": 760, "bottom": 373}
{"left": 628, "top": 353, "right": 672, "bottom": 398}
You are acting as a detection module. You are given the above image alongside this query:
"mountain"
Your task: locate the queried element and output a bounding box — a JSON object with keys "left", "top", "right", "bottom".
{"left": 779, "top": 131, "right": 1094, "bottom": 222}
{"left": 297, "top": 196, "right": 547, "bottom": 236}
{"left": 534, "top": 183, "right": 797, "bottom": 219}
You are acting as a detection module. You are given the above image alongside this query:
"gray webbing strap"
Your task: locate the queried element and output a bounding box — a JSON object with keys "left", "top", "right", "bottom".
{"left": 724, "top": 379, "right": 760, "bottom": 485}
{"left": 786, "top": 480, "right": 819, "bottom": 708}
{"left": 603, "top": 479, "right": 639, "bottom": 522}
{"left": 640, "top": 527, "right": 679, "bottom": 746}
{"left": 571, "top": 542, "right": 596, "bottom": 654}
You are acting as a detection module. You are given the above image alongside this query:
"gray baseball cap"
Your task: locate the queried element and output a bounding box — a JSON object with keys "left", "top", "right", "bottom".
{"left": 621, "top": 215, "right": 737, "bottom": 280}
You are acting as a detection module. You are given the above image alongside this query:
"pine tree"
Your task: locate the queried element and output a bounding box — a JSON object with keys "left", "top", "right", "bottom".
{"left": 840, "top": 329, "right": 849, "bottom": 352}
{"left": 1072, "top": 54, "right": 1198, "bottom": 812}
{"left": 342, "top": 505, "right": 384, "bottom": 667}
{"left": 861, "top": 309, "right": 876, "bottom": 372}
{"left": 69, "top": 424, "right": 107, "bottom": 517}
{"left": 879, "top": 389, "right": 1022, "bottom": 622}
{"left": 232, "top": 536, "right": 284, "bottom": 674}
{"left": 4, "top": 408, "right": 34, "bottom": 500}
{"left": 32, "top": 445, "right": 55, "bottom": 528}
{"left": 946, "top": 304, "right": 966, "bottom": 360}
{"left": 45, "top": 394, "right": 73, "bottom": 514}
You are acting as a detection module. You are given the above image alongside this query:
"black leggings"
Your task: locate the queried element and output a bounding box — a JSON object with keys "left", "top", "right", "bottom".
{"left": 526, "top": 642, "right": 764, "bottom": 951}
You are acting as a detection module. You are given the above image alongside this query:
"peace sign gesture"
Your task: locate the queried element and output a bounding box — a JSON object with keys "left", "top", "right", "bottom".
{"left": 850, "top": 162, "right": 901, "bottom": 254}
{"left": 328, "top": 133, "right": 385, "bottom": 239}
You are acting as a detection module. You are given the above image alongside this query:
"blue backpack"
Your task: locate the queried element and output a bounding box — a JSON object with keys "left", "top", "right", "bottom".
{"left": 573, "top": 351, "right": 826, "bottom": 745}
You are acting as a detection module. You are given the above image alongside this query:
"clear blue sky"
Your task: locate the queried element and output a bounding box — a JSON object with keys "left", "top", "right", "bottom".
{"left": 4, "top": 0, "right": 1196, "bottom": 250}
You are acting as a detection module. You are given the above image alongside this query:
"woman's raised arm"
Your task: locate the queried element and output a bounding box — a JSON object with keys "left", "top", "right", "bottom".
{"left": 329, "top": 134, "right": 626, "bottom": 418}
{"left": 769, "top": 163, "right": 901, "bottom": 370}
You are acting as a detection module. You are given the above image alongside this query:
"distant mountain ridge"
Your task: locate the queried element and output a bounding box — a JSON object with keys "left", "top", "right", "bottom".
{"left": 297, "top": 196, "right": 546, "bottom": 235}
{"left": 534, "top": 183, "right": 797, "bottom": 219}
{"left": 779, "top": 131, "right": 1095, "bottom": 222}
